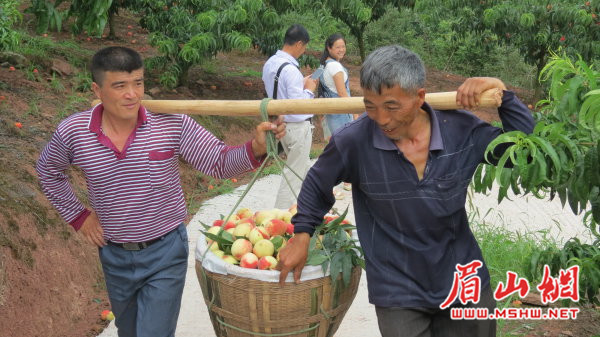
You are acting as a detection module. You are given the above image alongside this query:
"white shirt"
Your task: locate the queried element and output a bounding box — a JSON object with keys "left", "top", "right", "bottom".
{"left": 262, "top": 50, "right": 314, "bottom": 123}
{"left": 322, "top": 60, "right": 347, "bottom": 95}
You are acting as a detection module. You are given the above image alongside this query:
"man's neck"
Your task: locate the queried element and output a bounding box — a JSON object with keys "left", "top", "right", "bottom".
{"left": 395, "top": 110, "right": 431, "bottom": 145}
{"left": 102, "top": 112, "right": 137, "bottom": 136}
{"left": 281, "top": 45, "right": 298, "bottom": 60}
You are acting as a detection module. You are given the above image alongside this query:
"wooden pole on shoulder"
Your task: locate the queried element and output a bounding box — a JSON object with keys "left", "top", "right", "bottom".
{"left": 90, "top": 88, "right": 502, "bottom": 116}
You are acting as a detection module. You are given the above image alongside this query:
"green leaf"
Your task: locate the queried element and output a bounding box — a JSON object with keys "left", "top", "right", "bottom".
{"left": 306, "top": 250, "right": 328, "bottom": 266}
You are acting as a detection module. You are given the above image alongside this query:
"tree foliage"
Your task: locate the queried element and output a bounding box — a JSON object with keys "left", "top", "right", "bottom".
{"left": 287, "top": 0, "right": 415, "bottom": 61}
{"left": 0, "top": 0, "right": 21, "bottom": 51}
{"left": 474, "top": 52, "right": 600, "bottom": 239}
{"left": 27, "top": 0, "right": 138, "bottom": 37}
{"left": 473, "top": 52, "right": 600, "bottom": 303}
{"left": 482, "top": 0, "right": 599, "bottom": 78}
{"left": 139, "top": 0, "right": 282, "bottom": 88}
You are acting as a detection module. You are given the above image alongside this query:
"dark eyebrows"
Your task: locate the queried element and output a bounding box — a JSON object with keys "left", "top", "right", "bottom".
{"left": 110, "top": 77, "right": 144, "bottom": 87}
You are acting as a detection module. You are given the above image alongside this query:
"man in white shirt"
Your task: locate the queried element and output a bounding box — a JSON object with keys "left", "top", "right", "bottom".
{"left": 262, "top": 24, "right": 318, "bottom": 209}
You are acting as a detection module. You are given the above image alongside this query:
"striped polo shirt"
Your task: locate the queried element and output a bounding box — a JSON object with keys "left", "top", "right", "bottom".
{"left": 37, "top": 104, "right": 261, "bottom": 243}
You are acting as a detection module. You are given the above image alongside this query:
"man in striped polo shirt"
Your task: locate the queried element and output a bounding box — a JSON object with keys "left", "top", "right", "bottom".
{"left": 36, "top": 46, "right": 285, "bottom": 337}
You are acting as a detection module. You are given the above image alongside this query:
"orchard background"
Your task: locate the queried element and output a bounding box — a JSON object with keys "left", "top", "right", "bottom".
{"left": 0, "top": 0, "right": 599, "bottom": 336}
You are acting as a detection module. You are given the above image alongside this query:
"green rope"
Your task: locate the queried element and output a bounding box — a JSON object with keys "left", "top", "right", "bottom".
{"left": 200, "top": 98, "right": 303, "bottom": 262}
{"left": 215, "top": 316, "right": 320, "bottom": 337}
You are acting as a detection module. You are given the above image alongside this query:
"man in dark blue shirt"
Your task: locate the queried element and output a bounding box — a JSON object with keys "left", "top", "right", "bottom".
{"left": 277, "top": 45, "right": 535, "bottom": 336}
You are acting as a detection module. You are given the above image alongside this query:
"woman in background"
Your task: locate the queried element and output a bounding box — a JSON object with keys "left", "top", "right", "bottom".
{"left": 318, "top": 33, "right": 355, "bottom": 197}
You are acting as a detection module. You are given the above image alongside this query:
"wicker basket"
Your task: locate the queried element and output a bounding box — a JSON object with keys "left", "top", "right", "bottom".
{"left": 195, "top": 262, "right": 361, "bottom": 337}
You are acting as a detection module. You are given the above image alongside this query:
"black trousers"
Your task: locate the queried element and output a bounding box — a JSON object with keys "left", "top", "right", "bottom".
{"left": 375, "top": 285, "right": 496, "bottom": 337}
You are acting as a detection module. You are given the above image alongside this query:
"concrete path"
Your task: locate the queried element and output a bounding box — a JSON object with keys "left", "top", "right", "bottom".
{"left": 99, "top": 174, "right": 592, "bottom": 337}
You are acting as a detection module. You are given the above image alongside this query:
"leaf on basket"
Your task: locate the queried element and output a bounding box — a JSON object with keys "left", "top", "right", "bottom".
{"left": 202, "top": 230, "right": 234, "bottom": 246}
{"left": 306, "top": 249, "right": 328, "bottom": 266}
{"left": 342, "top": 254, "right": 353, "bottom": 286}
{"left": 199, "top": 221, "right": 211, "bottom": 231}
{"left": 330, "top": 251, "right": 344, "bottom": 284}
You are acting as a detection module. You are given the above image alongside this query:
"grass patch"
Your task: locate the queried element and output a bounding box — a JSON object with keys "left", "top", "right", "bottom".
{"left": 310, "top": 145, "right": 324, "bottom": 159}
{"left": 468, "top": 197, "right": 561, "bottom": 336}
{"left": 259, "top": 162, "right": 283, "bottom": 176}
{"left": 223, "top": 68, "right": 262, "bottom": 78}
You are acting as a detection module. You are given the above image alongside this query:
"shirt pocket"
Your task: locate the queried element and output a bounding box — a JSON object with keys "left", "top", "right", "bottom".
{"left": 423, "top": 171, "right": 470, "bottom": 217}
{"left": 148, "top": 149, "right": 177, "bottom": 190}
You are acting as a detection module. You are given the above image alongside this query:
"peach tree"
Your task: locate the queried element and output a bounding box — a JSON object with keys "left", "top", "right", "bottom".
{"left": 289, "top": 0, "right": 416, "bottom": 61}
{"left": 0, "top": 0, "right": 21, "bottom": 51}
{"left": 139, "top": 0, "right": 282, "bottom": 88}
{"left": 473, "top": 52, "right": 600, "bottom": 303}
{"left": 27, "top": 0, "right": 138, "bottom": 37}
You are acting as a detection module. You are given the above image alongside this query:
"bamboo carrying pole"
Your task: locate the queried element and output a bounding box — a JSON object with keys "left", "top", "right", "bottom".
{"left": 91, "top": 88, "right": 502, "bottom": 116}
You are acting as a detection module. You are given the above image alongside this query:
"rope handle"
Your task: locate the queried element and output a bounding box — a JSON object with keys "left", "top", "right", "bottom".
{"left": 199, "top": 98, "right": 305, "bottom": 268}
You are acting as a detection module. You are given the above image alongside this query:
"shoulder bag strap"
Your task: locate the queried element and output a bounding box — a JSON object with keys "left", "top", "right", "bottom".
{"left": 273, "top": 62, "right": 292, "bottom": 99}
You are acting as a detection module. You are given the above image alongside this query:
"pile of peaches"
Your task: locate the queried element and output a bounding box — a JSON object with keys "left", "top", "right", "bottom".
{"left": 202, "top": 205, "right": 349, "bottom": 270}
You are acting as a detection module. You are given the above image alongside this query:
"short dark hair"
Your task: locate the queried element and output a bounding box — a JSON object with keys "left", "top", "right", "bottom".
{"left": 320, "top": 33, "right": 345, "bottom": 66}
{"left": 283, "top": 24, "right": 310, "bottom": 46}
{"left": 91, "top": 46, "right": 143, "bottom": 86}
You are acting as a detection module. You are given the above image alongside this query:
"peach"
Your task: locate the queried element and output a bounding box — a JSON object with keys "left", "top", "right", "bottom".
{"left": 226, "top": 228, "right": 235, "bottom": 235}
{"left": 224, "top": 214, "right": 240, "bottom": 223}
{"left": 280, "top": 211, "right": 293, "bottom": 223}
{"left": 224, "top": 221, "right": 237, "bottom": 230}
{"left": 288, "top": 204, "right": 297, "bottom": 216}
{"left": 237, "top": 217, "right": 255, "bottom": 226}
{"left": 286, "top": 223, "right": 294, "bottom": 235}
{"left": 240, "top": 252, "right": 259, "bottom": 269}
{"left": 212, "top": 219, "right": 224, "bottom": 227}
{"left": 248, "top": 227, "right": 270, "bottom": 245}
{"left": 231, "top": 238, "right": 253, "bottom": 260}
{"left": 233, "top": 222, "right": 253, "bottom": 238}
{"left": 222, "top": 255, "right": 238, "bottom": 264}
{"left": 258, "top": 256, "right": 278, "bottom": 270}
{"left": 205, "top": 226, "right": 222, "bottom": 242}
{"left": 254, "top": 210, "right": 276, "bottom": 226}
{"left": 212, "top": 250, "right": 225, "bottom": 258}
{"left": 264, "top": 218, "right": 287, "bottom": 237}
{"left": 236, "top": 208, "right": 253, "bottom": 219}
{"left": 253, "top": 239, "right": 275, "bottom": 258}
{"left": 208, "top": 241, "right": 219, "bottom": 251}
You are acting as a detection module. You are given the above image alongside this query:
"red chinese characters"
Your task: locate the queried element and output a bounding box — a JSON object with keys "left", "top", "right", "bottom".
{"left": 440, "top": 260, "right": 483, "bottom": 309}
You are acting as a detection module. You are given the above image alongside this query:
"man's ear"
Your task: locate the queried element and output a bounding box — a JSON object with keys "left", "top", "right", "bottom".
{"left": 91, "top": 82, "right": 101, "bottom": 99}
{"left": 416, "top": 88, "right": 426, "bottom": 106}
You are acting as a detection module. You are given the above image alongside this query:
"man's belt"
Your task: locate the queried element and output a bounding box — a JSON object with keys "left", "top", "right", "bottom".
{"left": 107, "top": 227, "right": 177, "bottom": 251}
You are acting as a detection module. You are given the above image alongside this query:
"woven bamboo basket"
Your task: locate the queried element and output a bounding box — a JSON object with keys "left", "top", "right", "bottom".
{"left": 195, "top": 262, "right": 361, "bottom": 337}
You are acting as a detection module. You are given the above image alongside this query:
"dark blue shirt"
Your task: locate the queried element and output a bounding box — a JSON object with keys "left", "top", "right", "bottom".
{"left": 293, "top": 91, "right": 535, "bottom": 308}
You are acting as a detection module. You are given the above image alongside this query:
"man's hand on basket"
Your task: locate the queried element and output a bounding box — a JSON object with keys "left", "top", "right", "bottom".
{"left": 79, "top": 211, "right": 106, "bottom": 247}
{"left": 276, "top": 232, "right": 311, "bottom": 286}
{"left": 251, "top": 116, "right": 286, "bottom": 159}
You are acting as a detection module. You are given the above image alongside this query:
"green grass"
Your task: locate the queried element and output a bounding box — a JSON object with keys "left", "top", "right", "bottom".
{"left": 467, "top": 195, "right": 561, "bottom": 336}
{"left": 223, "top": 68, "right": 262, "bottom": 78}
